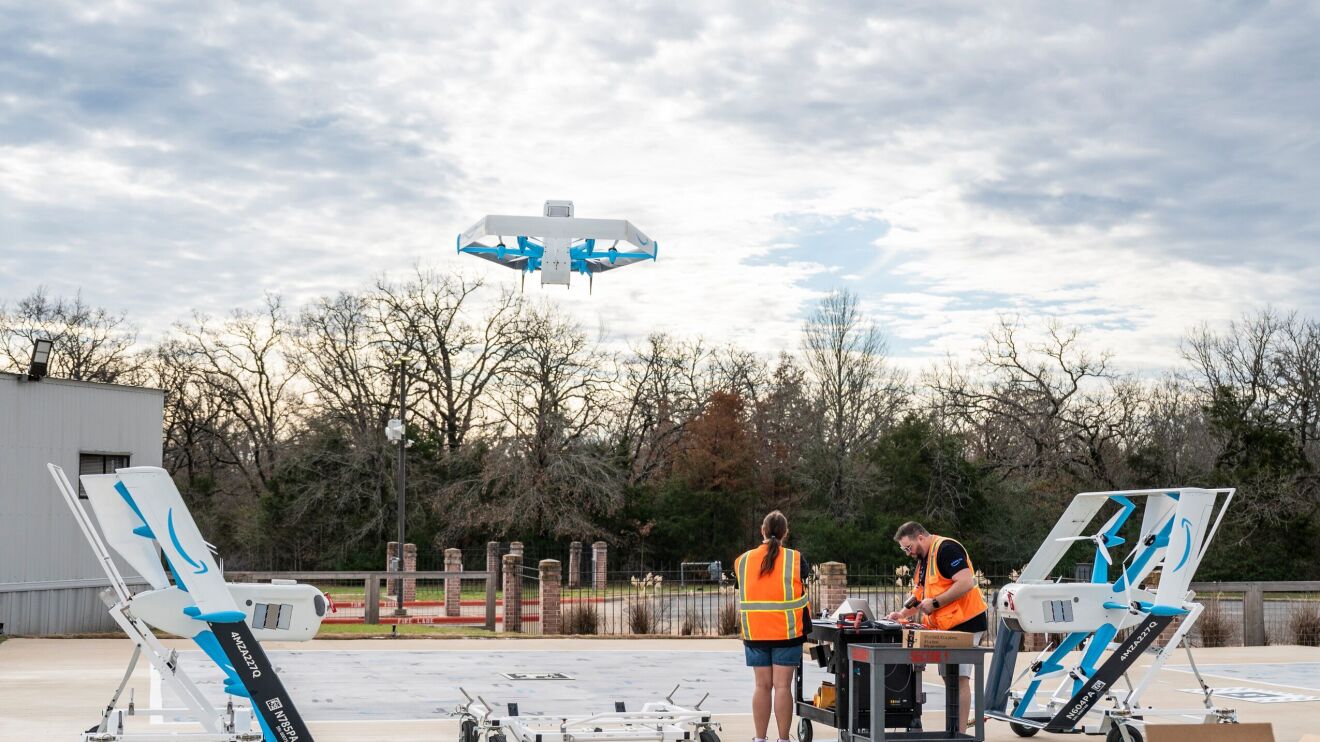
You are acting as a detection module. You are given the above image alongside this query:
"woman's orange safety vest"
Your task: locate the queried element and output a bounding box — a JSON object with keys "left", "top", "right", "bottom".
{"left": 914, "top": 535, "right": 988, "bottom": 631}
{"left": 735, "top": 543, "right": 810, "bottom": 641}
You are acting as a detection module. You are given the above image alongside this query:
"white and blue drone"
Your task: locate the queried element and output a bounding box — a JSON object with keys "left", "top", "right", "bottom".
{"left": 457, "top": 200, "right": 658, "bottom": 291}
{"left": 985, "top": 488, "right": 1240, "bottom": 742}
{"left": 49, "top": 464, "right": 324, "bottom": 741}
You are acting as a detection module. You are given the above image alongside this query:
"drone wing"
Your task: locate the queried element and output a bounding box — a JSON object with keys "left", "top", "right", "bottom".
{"left": 459, "top": 247, "right": 531, "bottom": 272}
{"left": 581, "top": 249, "right": 655, "bottom": 273}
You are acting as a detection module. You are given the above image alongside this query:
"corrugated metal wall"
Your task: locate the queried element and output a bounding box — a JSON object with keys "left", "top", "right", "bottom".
{"left": 0, "top": 372, "right": 164, "bottom": 635}
{"left": 0, "top": 586, "right": 117, "bottom": 634}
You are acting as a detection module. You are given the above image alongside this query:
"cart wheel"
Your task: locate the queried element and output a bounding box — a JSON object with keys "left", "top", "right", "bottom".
{"left": 797, "top": 718, "right": 813, "bottom": 742}
{"left": 460, "top": 719, "right": 477, "bottom": 742}
{"left": 490, "top": 733, "right": 508, "bottom": 742}
{"left": 1106, "top": 724, "right": 1143, "bottom": 742}
{"left": 699, "top": 730, "right": 721, "bottom": 742}
{"left": 1008, "top": 702, "right": 1038, "bottom": 737}
{"left": 1008, "top": 720, "right": 1039, "bottom": 738}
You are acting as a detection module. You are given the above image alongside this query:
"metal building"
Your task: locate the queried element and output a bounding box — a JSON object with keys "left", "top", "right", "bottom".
{"left": 0, "top": 371, "right": 164, "bottom": 635}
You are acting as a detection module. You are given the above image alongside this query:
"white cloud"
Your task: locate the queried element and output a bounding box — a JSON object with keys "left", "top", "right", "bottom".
{"left": 1, "top": 1, "right": 1317, "bottom": 373}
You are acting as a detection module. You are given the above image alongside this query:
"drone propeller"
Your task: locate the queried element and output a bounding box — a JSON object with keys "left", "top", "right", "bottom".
{"left": 1056, "top": 534, "right": 1114, "bottom": 567}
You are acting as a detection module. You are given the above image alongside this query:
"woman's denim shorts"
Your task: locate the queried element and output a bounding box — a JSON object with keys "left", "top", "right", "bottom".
{"left": 744, "top": 644, "right": 802, "bottom": 667}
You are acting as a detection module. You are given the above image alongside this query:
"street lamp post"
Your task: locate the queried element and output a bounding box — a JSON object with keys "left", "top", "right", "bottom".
{"left": 385, "top": 358, "right": 410, "bottom": 617}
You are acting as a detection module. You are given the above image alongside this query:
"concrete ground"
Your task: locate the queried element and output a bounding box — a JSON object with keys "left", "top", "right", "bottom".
{"left": 1, "top": 638, "right": 1317, "bottom": 741}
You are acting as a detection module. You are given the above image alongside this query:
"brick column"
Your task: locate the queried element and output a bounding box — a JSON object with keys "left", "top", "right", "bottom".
{"left": 486, "top": 541, "right": 501, "bottom": 618}
{"left": 386, "top": 541, "right": 417, "bottom": 612}
{"left": 568, "top": 541, "right": 583, "bottom": 588}
{"left": 403, "top": 543, "right": 417, "bottom": 602}
{"left": 819, "top": 561, "right": 847, "bottom": 615}
{"left": 510, "top": 541, "right": 524, "bottom": 559}
{"left": 444, "top": 548, "right": 463, "bottom": 617}
{"left": 502, "top": 554, "right": 523, "bottom": 632}
{"left": 592, "top": 541, "right": 608, "bottom": 590}
{"left": 540, "top": 559, "right": 562, "bottom": 635}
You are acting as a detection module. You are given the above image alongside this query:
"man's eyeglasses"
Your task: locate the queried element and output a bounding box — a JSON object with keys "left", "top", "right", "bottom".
{"left": 899, "top": 542, "right": 917, "bottom": 557}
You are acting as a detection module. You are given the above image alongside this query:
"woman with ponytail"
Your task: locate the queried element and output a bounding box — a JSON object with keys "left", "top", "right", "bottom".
{"left": 733, "top": 511, "right": 811, "bottom": 742}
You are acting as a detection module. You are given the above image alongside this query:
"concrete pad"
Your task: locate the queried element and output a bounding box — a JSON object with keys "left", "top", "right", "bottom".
{"left": 1166, "top": 661, "right": 1320, "bottom": 692}
{"left": 2, "top": 638, "right": 1318, "bottom": 742}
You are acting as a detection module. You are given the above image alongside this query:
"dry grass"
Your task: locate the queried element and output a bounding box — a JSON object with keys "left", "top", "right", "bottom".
{"left": 1289, "top": 602, "right": 1320, "bottom": 646}
{"left": 562, "top": 604, "right": 600, "bottom": 635}
{"left": 718, "top": 595, "right": 741, "bottom": 636}
{"left": 628, "top": 598, "right": 658, "bottom": 634}
{"left": 1197, "top": 596, "right": 1233, "bottom": 648}
{"left": 680, "top": 610, "right": 707, "bottom": 636}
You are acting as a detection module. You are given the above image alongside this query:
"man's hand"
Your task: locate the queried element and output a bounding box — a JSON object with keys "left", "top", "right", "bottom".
{"left": 886, "top": 611, "right": 904, "bottom": 621}
{"left": 919, "top": 598, "right": 938, "bottom": 614}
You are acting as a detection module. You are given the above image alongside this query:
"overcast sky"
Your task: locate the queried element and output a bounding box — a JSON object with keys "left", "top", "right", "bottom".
{"left": 2, "top": 1, "right": 1317, "bottom": 371}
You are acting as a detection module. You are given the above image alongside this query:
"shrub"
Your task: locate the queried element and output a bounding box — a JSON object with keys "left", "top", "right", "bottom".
{"left": 718, "top": 594, "right": 741, "bottom": 636}
{"left": 629, "top": 596, "right": 657, "bottom": 634}
{"left": 1289, "top": 602, "right": 1320, "bottom": 646}
{"left": 1197, "top": 596, "right": 1232, "bottom": 648}
{"left": 625, "top": 573, "right": 666, "bottom": 634}
{"left": 563, "top": 603, "right": 599, "bottom": 635}
{"left": 680, "top": 610, "right": 706, "bottom": 636}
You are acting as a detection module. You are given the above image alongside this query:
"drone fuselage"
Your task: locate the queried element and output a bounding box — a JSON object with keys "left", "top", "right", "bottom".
{"left": 541, "top": 236, "right": 572, "bottom": 285}
{"left": 997, "top": 582, "right": 1156, "bottom": 634}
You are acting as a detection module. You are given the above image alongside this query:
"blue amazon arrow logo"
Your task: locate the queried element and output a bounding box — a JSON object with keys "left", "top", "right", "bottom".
{"left": 1172, "top": 517, "right": 1193, "bottom": 572}
{"left": 168, "top": 508, "right": 209, "bottom": 575}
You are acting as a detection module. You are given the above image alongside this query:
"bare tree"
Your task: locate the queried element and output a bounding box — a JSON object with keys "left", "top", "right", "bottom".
{"left": 151, "top": 337, "right": 229, "bottom": 485}
{"left": 292, "top": 291, "right": 395, "bottom": 436}
{"left": 801, "top": 289, "right": 907, "bottom": 507}
{"left": 0, "top": 288, "right": 142, "bottom": 382}
{"left": 749, "top": 352, "right": 817, "bottom": 505}
{"left": 447, "top": 304, "right": 621, "bottom": 538}
{"left": 613, "top": 333, "right": 709, "bottom": 485}
{"left": 1180, "top": 308, "right": 1320, "bottom": 525}
{"left": 926, "top": 316, "right": 1130, "bottom": 489}
{"left": 174, "top": 295, "right": 301, "bottom": 496}
{"left": 1126, "top": 375, "right": 1217, "bottom": 485}
{"left": 710, "top": 344, "right": 768, "bottom": 406}
{"left": 1182, "top": 308, "right": 1287, "bottom": 426}
{"left": 1271, "top": 315, "right": 1320, "bottom": 452}
{"left": 375, "top": 270, "right": 525, "bottom": 452}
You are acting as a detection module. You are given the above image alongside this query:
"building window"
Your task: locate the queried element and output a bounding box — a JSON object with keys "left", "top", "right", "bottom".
{"left": 78, "top": 453, "right": 131, "bottom": 498}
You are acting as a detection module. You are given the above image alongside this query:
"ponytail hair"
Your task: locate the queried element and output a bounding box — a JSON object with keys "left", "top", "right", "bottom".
{"left": 759, "top": 510, "right": 789, "bottom": 576}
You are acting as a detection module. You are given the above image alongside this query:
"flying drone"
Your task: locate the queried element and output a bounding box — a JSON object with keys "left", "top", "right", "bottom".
{"left": 457, "top": 200, "right": 658, "bottom": 291}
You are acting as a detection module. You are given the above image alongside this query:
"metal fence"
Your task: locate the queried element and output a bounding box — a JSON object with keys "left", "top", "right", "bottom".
{"left": 549, "top": 569, "right": 737, "bottom": 636}
{"left": 1185, "top": 581, "right": 1320, "bottom": 647}
{"left": 222, "top": 566, "right": 1320, "bottom": 647}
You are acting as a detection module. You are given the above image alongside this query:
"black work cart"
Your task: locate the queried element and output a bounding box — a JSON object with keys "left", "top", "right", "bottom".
{"left": 794, "top": 620, "right": 992, "bottom": 742}
{"left": 794, "top": 620, "right": 921, "bottom": 740}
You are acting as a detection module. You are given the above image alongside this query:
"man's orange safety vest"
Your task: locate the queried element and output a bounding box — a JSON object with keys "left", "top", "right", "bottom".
{"left": 735, "top": 543, "right": 810, "bottom": 641}
{"left": 913, "top": 535, "right": 988, "bottom": 631}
